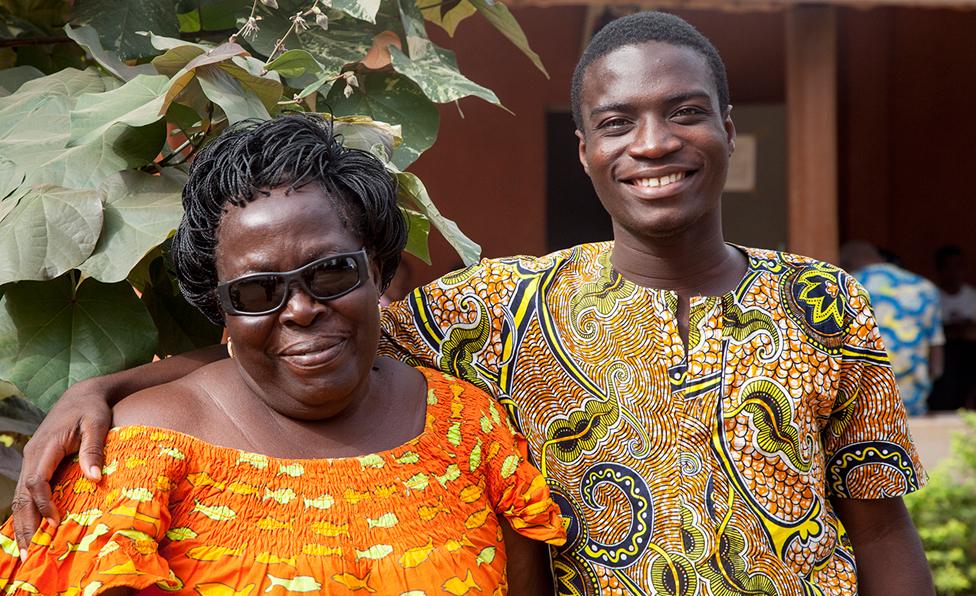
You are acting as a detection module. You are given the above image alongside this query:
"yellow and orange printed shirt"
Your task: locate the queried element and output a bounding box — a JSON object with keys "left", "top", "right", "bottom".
{"left": 380, "top": 243, "right": 926, "bottom": 596}
{"left": 0, "top": 368, "right": 566, "bottom": 594}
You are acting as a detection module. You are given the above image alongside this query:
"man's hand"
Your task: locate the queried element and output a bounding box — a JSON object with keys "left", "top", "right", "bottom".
{"left": 832, "top": 496, "right": 934, "bottom": 596}
{"left": 13, "top": 377, "right": 113, "bottom": 553}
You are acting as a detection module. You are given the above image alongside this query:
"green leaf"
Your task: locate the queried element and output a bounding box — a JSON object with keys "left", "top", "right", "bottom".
{"left": 77, "top": 170, "right": 186, "bottom": 283}
{"left": 248, "top": 7, "right": 375, "bottom": 80}
{"left": 395, "top": 171, "right": 480, "bottom": 265}
{"left": 0, "top": 158, "right": 25, "bottom": 202}
{"left": 0, "top": 65, "right": 45, "bottom": 95}
{"left": 0, "top": 275, "right": 157, "bottom": 410}
{"left": 0, "top": 185, "right": 103, "bottom": 286}
{"left": 419, "top": 0, "right": 477, "bottom": 37}
{"left": 140, "top": 256, "right": 223, "bottom": 357}
{"left": 264, "top": 49, "right": 322, "bottom": 79}
{"left": 332, "top": 115, "right": 401, "bottom": 161}
{"left": 68, "top": 74, "right": 169, "bottom": 146}
{"left": 197, "top": 65, "right": 270, "bottom": 123}
{"left": 468, "top": 0, "right": 546, "bottom": 77}
{"left": 0, "top": 68, "right": 155, "bottom": 188}
{"left": 388, "top": 41, "right": 498, "bottom": 105}
{"left": 326, "top": 72, "right": 438, "bottom": 169}
{"left": 401, "top": 206, "right": 430, "bottom": 264}
{"left": 333, "top": 0, "right": 382, "bottom": 24}
{"left": 63, "top": 24, "right": 157, "bottom": 82}
{"left": 176, "top": 7, "right": 202, "bottom": 33}
{"left": 70, "top": 0, "right": 180, "bottom": 60}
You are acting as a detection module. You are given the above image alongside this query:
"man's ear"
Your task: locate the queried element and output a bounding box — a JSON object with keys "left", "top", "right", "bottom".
{"left": 724, "top": 105, "right": 736, "bottom": 155}
{"left": 576, "top": 129, "right": 590, "bottom": 176}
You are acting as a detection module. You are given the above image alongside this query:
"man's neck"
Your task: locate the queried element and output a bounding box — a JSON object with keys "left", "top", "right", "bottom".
{"left": 610, "top": 217, "right": 747, "bottom": 297}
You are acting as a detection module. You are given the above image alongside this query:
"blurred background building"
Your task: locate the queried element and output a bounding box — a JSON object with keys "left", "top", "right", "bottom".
{"left": 402, "top": 1, "right": 976, "bottom": 293}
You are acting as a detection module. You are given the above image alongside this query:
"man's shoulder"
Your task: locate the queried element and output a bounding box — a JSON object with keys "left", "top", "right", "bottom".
{"left": 427, "top": 242, "right": 611, "bottom": 291}
{"left": 738, "top": 245, "right": 850, "bottom": 281}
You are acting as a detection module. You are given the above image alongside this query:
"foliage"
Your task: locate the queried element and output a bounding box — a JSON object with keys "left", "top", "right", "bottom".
{"left": 906, "top": 412, "right": 976, "bottom": 596}
{"left": 0, "top": 0, "right": 545, "bottom": 412}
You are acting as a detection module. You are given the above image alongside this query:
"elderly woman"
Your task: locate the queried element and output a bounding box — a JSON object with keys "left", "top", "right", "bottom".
{"left": 0, "top": 114, "right": 564, "bottom": 594}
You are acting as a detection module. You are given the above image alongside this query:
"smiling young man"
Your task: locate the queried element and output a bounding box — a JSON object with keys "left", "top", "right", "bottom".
{"left": 13, "top": 11, "right": 932, "bottom": 595}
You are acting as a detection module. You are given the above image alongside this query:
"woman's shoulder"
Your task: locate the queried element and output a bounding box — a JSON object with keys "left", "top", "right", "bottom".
{"left": 112, "top": 359, "right": 230, "bottom": 434}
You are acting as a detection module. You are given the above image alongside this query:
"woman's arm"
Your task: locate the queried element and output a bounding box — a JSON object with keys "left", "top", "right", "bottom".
{"left": 12, "top": 344, "right": 227, "bottom": 550}
{"left": 500, "top": 518, "right": 555, "bottom": 596}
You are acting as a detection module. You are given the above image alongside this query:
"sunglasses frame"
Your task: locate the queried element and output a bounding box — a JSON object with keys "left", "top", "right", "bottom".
{"left": 216, "top": 248, "right": 370, "bottom": 316}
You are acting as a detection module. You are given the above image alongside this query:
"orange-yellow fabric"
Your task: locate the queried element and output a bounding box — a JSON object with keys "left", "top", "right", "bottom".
{"left": 0, "top": 368, "right": 565, "bottom": 595}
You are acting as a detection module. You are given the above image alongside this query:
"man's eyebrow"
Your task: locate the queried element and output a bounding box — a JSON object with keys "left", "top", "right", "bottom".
{"left": 587, "top": 90, "right": 714, "bottom": 118}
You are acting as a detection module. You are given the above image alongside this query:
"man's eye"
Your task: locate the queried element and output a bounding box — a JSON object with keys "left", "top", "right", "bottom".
{"left": 673, "top": 107, "right": 706, "bottom": 119}
{"left": 598, "top": 118, "right": 630, "bottom": 130}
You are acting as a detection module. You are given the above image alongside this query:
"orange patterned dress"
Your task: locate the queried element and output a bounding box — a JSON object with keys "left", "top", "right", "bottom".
{"left": 380, "top": 243, "right": 926, "bottom": 595}
{"left": 0, "top": 368, "right": 566, "bottom": 594}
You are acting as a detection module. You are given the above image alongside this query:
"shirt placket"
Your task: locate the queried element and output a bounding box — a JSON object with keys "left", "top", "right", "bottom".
{"left": 665, "top": 292, "right": 726, "bottom": 556}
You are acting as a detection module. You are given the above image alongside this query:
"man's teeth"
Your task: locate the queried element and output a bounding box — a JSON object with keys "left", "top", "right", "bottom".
{"left": 633, "top": 172, "right": 686, "bottom": 188}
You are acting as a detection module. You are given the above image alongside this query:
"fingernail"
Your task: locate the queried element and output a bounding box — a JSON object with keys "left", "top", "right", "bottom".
{"left": 45, "top": 517, "right": 58, "bottom": 528}
{"left": 88, "top": 466, "right": 102, "bottom": 481}
{"left": 19, "top": 548, "right": 26, "bottom": 562}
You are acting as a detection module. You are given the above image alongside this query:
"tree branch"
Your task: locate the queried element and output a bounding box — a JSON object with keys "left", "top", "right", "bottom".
{"left": 0, "top": 37, "right": 74, "bottom": 48}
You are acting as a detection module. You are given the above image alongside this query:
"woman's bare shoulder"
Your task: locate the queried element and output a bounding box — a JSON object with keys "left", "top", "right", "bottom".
{"left": 112, "top": 359, "right": 230, "bottom": 433}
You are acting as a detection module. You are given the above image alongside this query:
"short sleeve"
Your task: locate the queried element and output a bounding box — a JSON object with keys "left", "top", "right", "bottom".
{"left": 480, "top": 400, "right": 566, "bottom": 546}
{"left": 822, "top": 280, "right": 927, "bottom": 500}
{"left": 0, "top": 427, "right": 184, "bottom": 594}
{"left": 379, "top": 258, "right": 521, "bottom": 398}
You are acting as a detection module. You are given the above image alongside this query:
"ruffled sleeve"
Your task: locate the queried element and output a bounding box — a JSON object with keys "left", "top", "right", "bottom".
{"left": 481, "top": 401, "right": 566, "bottom": 546}
{"left": 0, "top": 427, "right": 185, "bottom": 594}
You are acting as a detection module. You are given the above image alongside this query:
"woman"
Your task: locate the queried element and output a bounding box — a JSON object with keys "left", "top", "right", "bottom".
{"left": 0, "top": 114, "right": 565, "bottom": 594}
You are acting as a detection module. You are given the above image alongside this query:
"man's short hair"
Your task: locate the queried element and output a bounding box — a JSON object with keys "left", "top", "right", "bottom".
{"left": 570, "top": 11, "right": 730, "bottom": 131}
{"left": 935, "top": 244, "right": 964, "bottom": 269}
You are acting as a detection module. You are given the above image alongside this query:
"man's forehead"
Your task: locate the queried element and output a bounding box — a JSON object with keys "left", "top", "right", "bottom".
{"left": 580, "top": 42, "right": 717, "bottom": 106}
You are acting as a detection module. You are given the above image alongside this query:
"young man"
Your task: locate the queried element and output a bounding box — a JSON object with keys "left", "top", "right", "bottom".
{"left": 13, "top": 12, "right": 932, "bottom": 595}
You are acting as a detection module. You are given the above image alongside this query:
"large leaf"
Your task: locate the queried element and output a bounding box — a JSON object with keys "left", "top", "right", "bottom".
{"left": 388, "top": 41, "right": 498, "bottom": 105}
{"left": 395, "top": 171, "right": 480, "bottom": 265}
{"left": 68, "top": 74, "right": 169, "bottom": 146}
{"left": 332, "top": 115, "right": 401, "bottom": 161}
{"left": 468, "top": 0, "right": 546, "bottom": 77}
{"left": 333, "top": 0, "right": 382, "bottom": 24}
{"left": 248, "top": 6, "right": 376, "bottom": 80}
{"left": 401, "top": 206, "right": 431, "bottom": 264}
{"left": 0, "top": 396, "right": 45, "bottom": 435}
{"left": 419, "top": 0, "right": 477, "bottom": 37}
{"left": 0, "top": 158, "right": 24, "bottom": 201}
{"left": 0, "top": 68, "right": 160, "bottom": 189}
{"left": 264, "top": 49, "right": 322, "bottom": 79}
{"left": 63, "top": 24, "right": 157, "bottom": 82}
{"left": 0, "top": 185, "right": 103, "bottom": 285}
{"left": 141, "top": 256, "right": 223, "bottom": 357}
{"left": 175, "top": 0, "right": 247, "bottom": 32}
{"left": 197, "top": 65, "right": 270, "bottom": 123}
{"left": 77, "top": 171, "right": 186, "bottom": 283}
{"left": 0, "top": 275, "right": 157, "bottom": 410}
{"left": 0, "top": 65, "right": 45, "bottom": 96}
{"left": 70, "top": 0, "right": 180, "bottom": 60}
{"left": 326, "top": 72, "right": 438, "bottom": 169}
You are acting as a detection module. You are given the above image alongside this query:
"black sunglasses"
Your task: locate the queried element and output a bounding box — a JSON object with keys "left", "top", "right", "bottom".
{"left": 216, "top": 249, "right": 369, "bottom": 316}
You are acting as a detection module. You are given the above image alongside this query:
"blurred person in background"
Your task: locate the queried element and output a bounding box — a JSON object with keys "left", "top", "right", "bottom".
{"left": 841, "top": 241, "right": 944, "bottom": 415}
{"left": 930, "top": 244, "right": 976, "bottom": 410}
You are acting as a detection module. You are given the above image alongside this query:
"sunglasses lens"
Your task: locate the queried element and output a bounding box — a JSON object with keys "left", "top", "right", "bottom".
{"left": 229, "top": 275, "right": 285, "bottom": 313}
{"left": 306, "top": 255, "right": 361, "bottom": 299}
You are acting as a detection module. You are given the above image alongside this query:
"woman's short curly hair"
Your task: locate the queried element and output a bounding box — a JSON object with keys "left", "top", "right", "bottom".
{"left": 171, "top": 113, "right": 406, "bottom": 325}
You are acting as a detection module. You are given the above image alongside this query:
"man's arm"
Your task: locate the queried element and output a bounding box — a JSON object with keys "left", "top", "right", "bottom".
{"left": 500, "top": 519, "right": 555, "bottom": 595}
{"left": 12, "top": 344, "right": 226, "bottom": 551}
{"left": 832, "top": 497, "right": 934, "bottom": 596}
{"left": 928, "top": 344, "right": 944, "bottom": 381}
